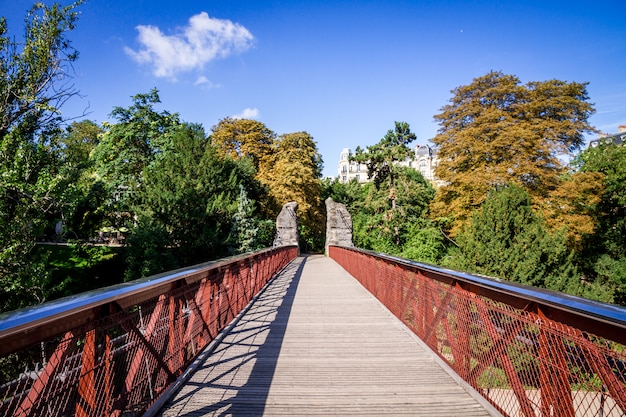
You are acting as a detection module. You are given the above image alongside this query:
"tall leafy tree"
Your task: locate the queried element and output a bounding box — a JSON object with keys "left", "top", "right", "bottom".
{"left": 431, "top": 71, "right": 596, "bottom": 234}
{"left": 352, "top": 121, "right": 416, "bottom": 210}
{"left": 91, "top": 89, "right": 181, "bottom": 232}
{"left": 575, "top": 143, "right": 626, "bottom": 304}
{"left": 351, "top": 121, "right": 417, "bottom": 244}
{"left": 264, "top": 131, "right": 324, "bottom": 250}
{"left": 0, "top": 1, "right": 84, "bottom": 311}
{"left": 445, "top": 184, "right": 586, "bottom": 295}
{"left": 352, "top": 167, "right": 439, "bottom": 259}
{"left": 210, "top": 117, "right": 275, "bottom": 171}
{"left": 210, "top": 117, "right": 276, "bottom": 214}
{"left": 57, "top": 120, "right": 106, "bottom": 239}
{"left": 92, "top": 89, "right": 181, "bottom": 192}
{"left": 126, "top": 123, "right": 258, "bottom": 279}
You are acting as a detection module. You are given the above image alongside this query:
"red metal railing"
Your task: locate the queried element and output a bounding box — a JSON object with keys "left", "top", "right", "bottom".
{"left": 0, "top": 246, "right": 298, "bottom": 417}
{"left": 330, "top": 245, "right": 626, "bottom": 417}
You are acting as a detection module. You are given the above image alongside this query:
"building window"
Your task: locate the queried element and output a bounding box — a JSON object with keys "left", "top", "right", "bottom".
{"left": 342, "top": 176, "right": 347, "bottom": 182}
{"left": 355, "top": 174, "right": 360, "bottom": 181}
{"left": 341, "top": 165, "right": 347, "bottom": 173}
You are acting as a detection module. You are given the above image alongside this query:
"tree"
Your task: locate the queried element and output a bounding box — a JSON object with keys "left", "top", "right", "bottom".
{"left": 56, "top": 120, "right": 105, "bottom": 239}
{"left": 59, "top": 119, "right": 102, "bottom": 170}
{"left": 539, "top": 171, "right": 604, "bottom": 251}
{"left": 351, "top": 121, "right": 417, "bottom": 244}
{"left": 264, "top": 131, "right": 324, "bottom": 251}
{"left": 0, "top": 1, "right": 84, "bottom": 312}
{"left": 90, "top": 89, "right": 181, "bottom": 233}
{"left": 228, "top": 184, "right": 261, "bottom": 255}
{"left": 92, "top": 89, "right": 181, "bottom": 192}
{"left": 210, "top": 117, "right": 275, "bottom": 171}
{"left": 126, "top": 123, "right": 259, "bottom": 279}
{"left": 431, "top": 71, "right": 596, "bottom": 234}
{"left": 575, "top": 143, "right": 626, "bottom": 304}
{"left": 210, "top": 117, "right": 277, "bottom": 215}
{"left": 445, "top": 184, "right": 612, "bottom": 301}
{"left": 352, "top": 167, "right": 437, "bottom": 257}
{"left": 352, "top": 121, "right": 416, "bottom": 209}
{"left": 0, "top": 1, "right": 84, "bottom": 140}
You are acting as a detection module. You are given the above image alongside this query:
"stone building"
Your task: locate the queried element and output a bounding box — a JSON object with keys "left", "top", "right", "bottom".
{"left": 337, "top": 144, "right": 440, "bottom": 185}
{"left": 589, "top": 125, "right": 626, "bottom": 148}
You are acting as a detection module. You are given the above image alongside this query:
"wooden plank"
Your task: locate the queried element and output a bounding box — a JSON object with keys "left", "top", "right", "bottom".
{"left": 157, "top": 255, "right": 496, "bottom": 416}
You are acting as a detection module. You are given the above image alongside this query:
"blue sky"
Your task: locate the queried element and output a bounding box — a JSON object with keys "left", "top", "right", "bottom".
{"left": 3, "top": 0, "right": 626, "bottom": 177}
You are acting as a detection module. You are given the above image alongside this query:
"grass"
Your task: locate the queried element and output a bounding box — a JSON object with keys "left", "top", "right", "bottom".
{"left": 37, "top": 244, "right": 126, "bottom": 301}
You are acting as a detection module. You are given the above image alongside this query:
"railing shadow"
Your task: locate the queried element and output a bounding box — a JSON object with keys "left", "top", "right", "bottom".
{"left": 157, "top": 255, "right": 306, "bottom": 416}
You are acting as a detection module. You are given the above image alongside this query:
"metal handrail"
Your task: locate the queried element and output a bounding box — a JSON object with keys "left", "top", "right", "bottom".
{"left": 339, "top": 246, "right": 626, "bottom": 343}
{"left": 0, "top": 249, "right": 269, "bottom": 340}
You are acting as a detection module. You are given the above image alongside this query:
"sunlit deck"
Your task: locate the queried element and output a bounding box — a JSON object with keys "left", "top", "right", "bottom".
{"left": 156, "top": 255, "right": 495, "bottom": 416}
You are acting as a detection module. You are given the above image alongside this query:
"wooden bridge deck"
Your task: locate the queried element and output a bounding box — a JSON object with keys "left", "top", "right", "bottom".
{"left": 156, "top": 255, "right": 497, "bottom": 416}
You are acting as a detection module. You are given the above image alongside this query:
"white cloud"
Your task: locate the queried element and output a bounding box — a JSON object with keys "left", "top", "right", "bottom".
{"left": 232, "top": 108, "right": 260, "bottom": 120}
{"left": 125, "top": 12, "right": 254, "bottom": 80}
{"left": 194, "top": 76, "right": 220, "bottom": 89}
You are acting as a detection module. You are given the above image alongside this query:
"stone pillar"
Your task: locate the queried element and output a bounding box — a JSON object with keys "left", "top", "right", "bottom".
{"left": 273, "top": 201, "right": 299, "bottom": 250}
{"left": 325, "top": 197, "right": 354, "bottom": 255}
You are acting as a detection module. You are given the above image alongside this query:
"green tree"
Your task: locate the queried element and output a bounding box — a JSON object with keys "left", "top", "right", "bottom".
{"left": 57, "top": 120, "right": 105, "bottom": 239}
{"left": 228, "top": 184, "right": 261, "bottom": 254}
{"left": 352, "top": 121, "right": 416, "bottom": 245}
{"left": 0, "top": 1, "right": 84, "bottom": 311}
{"left": 352, "top": 167, "right": 437, "bottom": 256}
{"left": 445, "top": 184, "right": 595, "bottom": 297}
{"left": 431, "top": 71, "right": 596, "bottom": 235}
{"left": 93, "top": 89, "right": 181, "bottom": 192}
{"left": 59, "top": 119, "right": 102, "bottom": 170}
{"left": 126, "top": 123, "right": 258, "bottom": 279}
{"left": 575, "top": 143, "right": 626, "bottom": 304}
{"left": 352, "top": 121, "right": 416, "bottom": 210}
{"left": 91, "top": 89, "right": 181, "bottom": 233}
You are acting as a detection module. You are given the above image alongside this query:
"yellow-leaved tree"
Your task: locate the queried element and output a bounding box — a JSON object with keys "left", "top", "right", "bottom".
{"left": 263, "top": 132, "right": 324, "bottom": 251}
{"left": 430, "top": 71, "right": 598, "bottom": 237}
{"left": 210, "top": 117, "right": 277, "bottom": 213}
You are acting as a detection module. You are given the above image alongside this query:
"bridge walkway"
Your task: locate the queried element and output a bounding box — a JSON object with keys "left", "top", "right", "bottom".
{"left": 156, "top": 255, "right": 496, "bottom": 416}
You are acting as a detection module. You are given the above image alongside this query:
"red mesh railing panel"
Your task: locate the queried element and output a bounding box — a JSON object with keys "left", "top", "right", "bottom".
{"left": 330, "top": 246, "right": 626, "bottom": 417}
{"left": 0, "top": 246, "right": 297, "bottom": 417}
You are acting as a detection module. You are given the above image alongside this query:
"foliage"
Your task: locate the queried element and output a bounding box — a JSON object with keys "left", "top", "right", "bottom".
{"left": 0, "top": 1, "right": 84, "bottom": 140}
{"left": 264, "top": 131, "right": 325, "bottom": 251}
{"left": 210, "top": 117, "right": 275, "bottom": 172}
{"left": 351, "top": 121, "right": 417, "bottom": 245}
{"left": 539, "top": 171, "right": 604, "bottom": 251}
{"left": 125, "top": 123, "right": 260, "bottom": 278}
{"left": 444, "top": 184, "right": 591, "bottom": 296}
{"left": 92, "top": 89, "right": 181, "bottom": 196}
{"left": 228, "top": 184, "right": 262, "bottom": 254}
{"left": 574, "top": 143, "right": 626, "bottom": 304}
{"left": 430, "top": 71, "right": 596, "bottom": 235}
{"left": 329, "top": 167, "right": 441, "bottom": 262}
{"left": 351, "top": 121, "right": 416, "bottom": 207}
{"left": 43, "top": 244, "right": 124, "bottom": 298}
{"left": 0, "top": 1, "right": 84, "bottom": 311}
{"left": 210, "top": 117, "right": 276, "bottom": 215}
{"left": 123, "top": 220, "right": 177, "bottom": 281}
{"left": 321, "top": 177, "right": 363, "bottom": 208}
